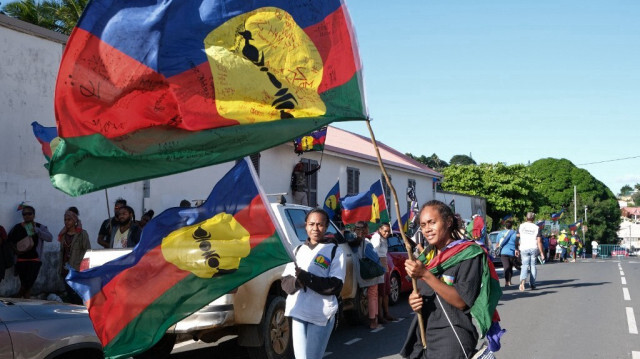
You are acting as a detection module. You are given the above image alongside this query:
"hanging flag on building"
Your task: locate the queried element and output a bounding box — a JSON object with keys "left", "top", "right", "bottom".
{"left": 294, "top": 127, "right": 327, "bottom": 154}
{"left": 323, "top": 180, "right": 341, "bottom": 221}
{"left": 31, "top": 122, "right": 59, "bottom": 161}
{"left": 551, "top": 209, "right": 565, "bottom": 222}
{"left": 66, "top": 158, "right": 291, "bottom": 359}
{"left": 341, "top": 180, "right": 389, "bottom": 230}
{"left": 51, "top": 0, "right": 368, "bottom": 196}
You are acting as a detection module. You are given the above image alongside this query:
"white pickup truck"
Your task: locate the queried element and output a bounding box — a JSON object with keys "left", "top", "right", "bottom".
{"left": 80, "top": 202, "right": 366, "bottom": 359}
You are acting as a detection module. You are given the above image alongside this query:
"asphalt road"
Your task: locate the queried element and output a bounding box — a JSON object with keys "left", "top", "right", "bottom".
{"left": 170, "top": 257, "right": 640, "bottom": 359}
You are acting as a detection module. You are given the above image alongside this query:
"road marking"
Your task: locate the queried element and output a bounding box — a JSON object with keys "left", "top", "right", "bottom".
{"left": 632, "top": 351, "right": 640, "bottom": 359}
{"left": 627, "top": 307, "right": 638, "bottom": 334}
{"left": 624, "top": 288, "right": 631, "bottom": 301}
{"left": 622, "top": 277, "right": 627, "bottom": 285}
{"left": 323, "top": 352, "right": 333, "bottom": 357}
{"left": 344, "top": 338, "right": 362, "bottom": 345}
{"left": 371, "top": 327, "right": 384, "bottom": 333}
{"left": 621, "top": 271, "right": 625, "bottom": 276}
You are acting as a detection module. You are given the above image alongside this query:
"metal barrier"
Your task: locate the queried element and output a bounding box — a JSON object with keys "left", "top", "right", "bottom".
{"left": 597, "top": 244, "right": 629, "bottom": 259}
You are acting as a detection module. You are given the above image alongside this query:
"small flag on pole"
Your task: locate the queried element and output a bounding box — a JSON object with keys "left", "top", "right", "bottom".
{"left": 294, "top": 127, "right": 327, "bottom": 154}
{"left": 323, "top": 180, "right": 341, "bottom": 221}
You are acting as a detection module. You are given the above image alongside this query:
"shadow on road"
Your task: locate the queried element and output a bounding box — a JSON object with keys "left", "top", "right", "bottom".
{"left": 496, "top": 279, "right": 611, "bottom": 302}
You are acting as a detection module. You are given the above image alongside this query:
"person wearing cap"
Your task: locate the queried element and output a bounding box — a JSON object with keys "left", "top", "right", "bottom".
{"left": 515, "top": 212, "right": 544, "bottom": 291}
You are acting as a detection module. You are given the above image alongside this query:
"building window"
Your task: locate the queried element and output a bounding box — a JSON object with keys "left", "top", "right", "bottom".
{"left": 237, "top": 153, "right": 261, "bottom": 176}
{"left": 300, "top": 158, "right": 319, "bottom": 207}
{"left": 381, "top": 175, "right": 392, "bottom": 210}
{"left": 347, "top": 167, "right": 360, "bottom": 195}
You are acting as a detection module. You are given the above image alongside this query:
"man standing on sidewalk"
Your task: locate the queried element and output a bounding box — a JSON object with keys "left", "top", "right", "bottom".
{"left": 516, "top": 212, "right": 545, "bottom": 291}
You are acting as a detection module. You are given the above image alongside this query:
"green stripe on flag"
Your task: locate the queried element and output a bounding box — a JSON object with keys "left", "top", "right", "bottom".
{"left": 103, "top": 235, "right": 290, "bottom": 359}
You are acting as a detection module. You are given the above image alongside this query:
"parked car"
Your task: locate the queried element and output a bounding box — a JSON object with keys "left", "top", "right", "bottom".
{"left": 386, "top": 233, "right": 414, "bottom": 305}
{"left": 487, "top": 231, "right": 503, "bottom": 267}
{"left": 0, "top": 297, "right": 102, "bottom": 359}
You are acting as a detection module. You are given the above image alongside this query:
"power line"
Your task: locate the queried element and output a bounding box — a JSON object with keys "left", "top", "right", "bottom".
{"left": 578, "top": 155, "right": 640, "bottom": 166}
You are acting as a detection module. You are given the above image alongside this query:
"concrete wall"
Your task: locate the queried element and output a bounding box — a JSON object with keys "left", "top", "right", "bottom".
{"left": 0, "top": 16, "right": 143, "bottom": 296}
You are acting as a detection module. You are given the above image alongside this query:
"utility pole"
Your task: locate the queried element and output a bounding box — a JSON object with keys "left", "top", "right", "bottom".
{"left": 574, "top": 186, "right": 577, "bottom": 222}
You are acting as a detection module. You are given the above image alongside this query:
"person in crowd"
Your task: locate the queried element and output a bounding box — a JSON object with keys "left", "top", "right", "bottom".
{"left": 7, "top": 205, "right": 53, "bottom": 298}
{"left": 498, "top": 220, "right": 518, "bottom": 287}
{"left": 58, "top": 209, "right": 90, "bottom": 304}
{"left": 541, "top": 233, "right": 550, "bottom": 263}
{"left": 556, "top": 230, "right": 569, "bottom": 262}
{"left": 281, "top": 209, "right": 345, "bottom": 359}
{"left": 290, "top": 162, "right": 320, "bottom": 206}
{"left": 591, "top": 240, "right": 599, "bottom": 259}
{"left": 98, "top": 198, "right": 126, "bottom": 248}
{"left": 139, "top": 210, "right": 155, "bottom": 228}
{"left": 472, "top": 213, "right": 485, "bottom": 241}
{"left": 549, "top": 234, "right": 558, "bottom": 262}
{"left": 516, "top": 212, "right": 544, "bottom": 291}
{"left": 569, "top": 230, "right": 579, "bottom": 263}
{"left": 350, "top": 221, "right": 384, "bottom": 329}
{"left": 107, "top": 205, "right": 141, "bottom": 248}
{"left": 401, "top": 200, "right": 493, "bottom": 358}
{"left": 0, "top": 225, "right": 10, "bottom": 284}
{"left": 179, "top": 200, "right": 191, "bottom": 208}
{"left": 370, "top": 222, "right": 396, "bottom": 323}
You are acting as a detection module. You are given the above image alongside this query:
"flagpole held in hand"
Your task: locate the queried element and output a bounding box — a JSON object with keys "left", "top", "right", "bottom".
{"left": 365, "top": 119, "right": 427, "bottom": 349}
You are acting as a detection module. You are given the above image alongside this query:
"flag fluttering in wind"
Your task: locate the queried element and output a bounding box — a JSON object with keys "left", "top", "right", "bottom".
{"left": 341, "top": 180, "right": 389, "bottom": 230}
{"left": 392, "top": 209, "right": 414, "bottom": 234}
{"left": 66, "top": 158, "right": 291, "bottom": 359}
{"left": 551, "top": 209, "right": 565, "bottom": 222}
{"left": 51, "top": 0, "right": 367, "bottom": 196}
{"left": 568, "top": 220, "right": 582, "bottom": 232}
{"left": 31, "top": 122, "right": 59, "bottom": 161}
{"left": 323, "top": 180, "right": 341, "bottom": 221}
{"left": 294, "top": 127, "right": 327, "bottom": 154}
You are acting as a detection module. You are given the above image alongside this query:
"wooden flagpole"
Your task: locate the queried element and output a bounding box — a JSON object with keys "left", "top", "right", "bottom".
{"left": 365, "top": 119, "right": 427, "bottom": 348}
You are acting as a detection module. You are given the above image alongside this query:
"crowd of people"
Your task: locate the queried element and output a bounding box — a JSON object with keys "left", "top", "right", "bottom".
{"left": 0, "top": 197, "right": 192, "bottom": 302}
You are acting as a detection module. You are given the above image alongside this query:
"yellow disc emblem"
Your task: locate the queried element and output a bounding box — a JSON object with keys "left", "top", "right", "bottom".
{"left": 370, "top": 194, "right": 380, "bottom": 223}
{"left": 204, "top": 7, "right": 326, "bottom": 122}
{"left": 161, "top": 213, "right": 251, "bottom": 278}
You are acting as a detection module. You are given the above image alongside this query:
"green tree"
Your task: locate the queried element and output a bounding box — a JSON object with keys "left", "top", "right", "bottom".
{"left": 450, "top": 154, "right": 476, "bottom": 166}
{"left": 620, "top": 185, "right": 633, "bottom": 196}
{"left": 406, "top": 153, "right": 448, "bottom": 172}
{"left": 2, "top": 0, "right": 87, "bottom": 35}
{"left": 441, "top": 163, "right": 538, "bottom": 230}
{"left": 529, "top": 158, "right": 620, "bottom": 243}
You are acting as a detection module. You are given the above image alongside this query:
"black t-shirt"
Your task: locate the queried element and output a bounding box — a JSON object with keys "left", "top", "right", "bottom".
{"left": 98, "top": 217, "right": 118, "bottom": 239}
{"left": 404, "top": 255, "right": 483, "bottom": 359}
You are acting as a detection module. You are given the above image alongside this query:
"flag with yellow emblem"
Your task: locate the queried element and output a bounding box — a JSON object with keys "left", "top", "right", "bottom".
{"left": 66, "top": 158, "right": 292, "bottom": 359}
{"left": 341, "top": 179, "right": 389, "bottom": 231}
{"left": 51, "top": 0, "right": 367, "bottom": 196}
{"left": 323, "top": 179, "right": 340, "bottom": 220}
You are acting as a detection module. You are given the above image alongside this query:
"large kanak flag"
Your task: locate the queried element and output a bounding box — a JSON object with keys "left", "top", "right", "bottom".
{"left": 66, "top": 158, "right": 292, "bottom": 359}
{"left": 51, "top": 0, "right": 367, "bottom": 196}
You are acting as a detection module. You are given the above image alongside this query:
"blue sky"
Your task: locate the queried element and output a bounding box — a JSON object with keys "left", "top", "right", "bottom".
{"left": 334, "top": 0, "right": 640, "bottom": 194}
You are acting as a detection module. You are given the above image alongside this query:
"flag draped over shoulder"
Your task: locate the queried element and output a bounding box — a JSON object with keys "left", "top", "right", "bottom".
{"left": 66, "top": 159, "right": 292, "bottom": 359}
{"left": 51, "top": 0, "right": 368, "bottom": 196}
{"left": 341, "top": 180, "right": 389, "bottom": 230}
{"left": 424, "top": 240, "right": 504, "bottom": 347}
{"left": 294, "top": 127, "right": 327, "bottom": 154}
{"left": 31, "top": 122, "right": 59, "bottom": 161}
{"left": 323, "top": 180, "right": 341, "bottom": 221}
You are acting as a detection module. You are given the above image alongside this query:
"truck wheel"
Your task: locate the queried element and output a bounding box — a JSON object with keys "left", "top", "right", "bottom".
{"left": 247, "top": 296, "right": 292, "bottom": 359}
{"left": 389, "top": 273, "right": 400, "bottom": 306}
{"left": 133, "top": 333, "right": 176, "bottom": 359}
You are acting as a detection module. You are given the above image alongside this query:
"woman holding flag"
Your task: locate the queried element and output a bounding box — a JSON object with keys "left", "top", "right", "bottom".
{"left": 400, "top": 201, "right": 503, "bottom": 359}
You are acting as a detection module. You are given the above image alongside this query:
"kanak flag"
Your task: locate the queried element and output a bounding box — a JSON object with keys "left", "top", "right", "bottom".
{"left": 341, "top": 180, "right": 389, "bottom": 231}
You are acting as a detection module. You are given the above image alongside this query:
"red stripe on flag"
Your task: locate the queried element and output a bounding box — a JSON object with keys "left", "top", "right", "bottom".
{"left": 305, "top": 5, "right": 360, "bottom": 94}
{"left": 37, "top": 139, "right": 52, "bottom": 158}
{"left": 426, "top": 241, "right": 475, "bottom": 270}
{"left": 342, "top": 206, "right": 372, "bottom": 224}
{"left": 56, "top": 28, "right": 178, "bottom": 139}
{"left": 89, "top": 246, "right": 189, "bottom": 346}
{"left": 233, "top": 195, "right": 276, "bottom": 248}
{"left": 377, "top": 194, "right": 387, "bottom": 212}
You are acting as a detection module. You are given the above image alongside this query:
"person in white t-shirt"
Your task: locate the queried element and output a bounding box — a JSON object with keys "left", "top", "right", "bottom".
{"left": 370, "top": 223, "right": 396, "bottom": 323}
{"left": 281, "top": 209, "right": 345, "bottom": 359}
{"left": 516, "top": 212, "right": 544, "bottom": 291}
{"left": 591, "top": 240, "right": 599, "bottom": 259}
